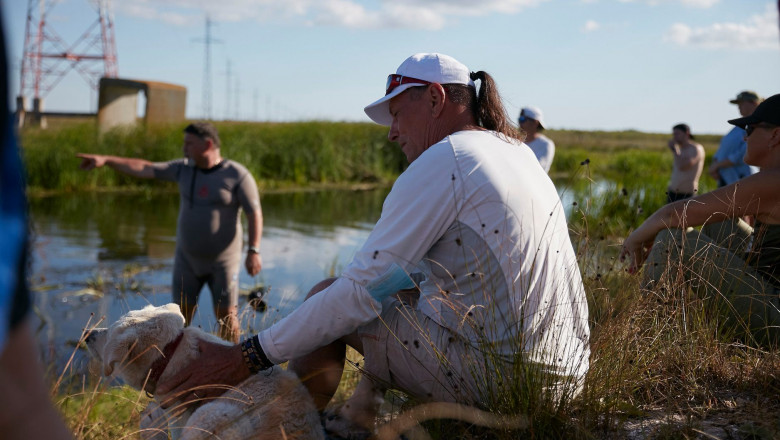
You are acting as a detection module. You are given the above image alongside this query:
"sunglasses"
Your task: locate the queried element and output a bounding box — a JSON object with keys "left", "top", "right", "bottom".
{"left": 518, "top": 115, "right": 535, "bottom": 123}
{"left": 745, "top": 123, "right": 777, "bottom": 137}
{"left": 385, "top": 74, "right": 431, "bottom": 95}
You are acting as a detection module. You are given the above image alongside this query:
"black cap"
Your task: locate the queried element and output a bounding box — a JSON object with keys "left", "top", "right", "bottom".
{"left": 728, "top": 93, "right": 780, "bottom": 128}
{"left": 672, "top": 123, "right": 694, "bottom": 139}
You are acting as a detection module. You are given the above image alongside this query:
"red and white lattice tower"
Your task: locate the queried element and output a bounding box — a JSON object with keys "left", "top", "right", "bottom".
{"left": 18, "top": 0, "right": 118, "bottom": 110}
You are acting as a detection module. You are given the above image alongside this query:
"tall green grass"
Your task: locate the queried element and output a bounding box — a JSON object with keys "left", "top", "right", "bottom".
{"left": 20, "top": 123, "right": 722, "bottom": 193}
{"left": 19, "top": 121, "right": 406, "bottom": 191}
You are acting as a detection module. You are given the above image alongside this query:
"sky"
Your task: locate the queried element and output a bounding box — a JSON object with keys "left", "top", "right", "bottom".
{"left": 3, "top": 0, "right": 779, "bottom": 134}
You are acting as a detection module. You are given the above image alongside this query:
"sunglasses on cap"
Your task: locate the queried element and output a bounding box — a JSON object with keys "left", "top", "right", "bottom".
{"left": 745, "top": 123, "right": 777, "bottom": 137}
{"left": 386, "top": 74, "right": 432, "bottom": 95}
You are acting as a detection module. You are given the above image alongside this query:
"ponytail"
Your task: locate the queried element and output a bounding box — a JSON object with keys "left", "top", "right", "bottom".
{"left": 469, "top": 71, "right": 523, "bottom": 142}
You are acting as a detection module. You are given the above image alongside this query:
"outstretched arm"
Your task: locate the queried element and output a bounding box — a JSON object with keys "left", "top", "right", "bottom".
{"left": 76, "top": 154, "right": 155, "bottom": 179}
{"left": 621, "top": 170, "right": 780, "bottom": 272}
{"left": 155, "top": 340, "right": 251, "bottom": 407}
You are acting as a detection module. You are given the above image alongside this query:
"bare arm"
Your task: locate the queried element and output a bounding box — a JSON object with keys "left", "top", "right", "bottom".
{"left": 667, "top": 139, "right": 680, "bottom": 156}
{"left": 76, "top": 153, "right": 155, "bottom": 179}
{"left": 0, "top": 321, "right": 74, "bottom": 439}
{"left": 244, "top": 208, "right": 263, "bottom": 276}
{"left": 621, "top": 170, "right": 780, "bottom": 272}
{"left": 155, "top": 339, "right": 251, "bottom": 408}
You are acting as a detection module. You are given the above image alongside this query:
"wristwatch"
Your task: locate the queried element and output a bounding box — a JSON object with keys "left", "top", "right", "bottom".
{"left": 247, "top": 246, "right": 260, "bottom": 254}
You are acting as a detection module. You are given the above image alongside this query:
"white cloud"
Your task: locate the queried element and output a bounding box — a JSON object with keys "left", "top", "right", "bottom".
{"left": 617, "top": 0, "right": 719, "bottom": 7}
{"left": 664, "top": 4, "right": 779, "bottom": 50}
{"left": 114, "top": 0, "right": 547, "bottom": 30}
{"left": 582, "top": 20, "right": 600, "bottom": 32}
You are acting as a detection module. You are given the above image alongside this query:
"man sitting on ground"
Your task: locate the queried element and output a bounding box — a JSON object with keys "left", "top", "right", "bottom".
{"left": 157, "top": 53, "right": 590, "bottom": 436}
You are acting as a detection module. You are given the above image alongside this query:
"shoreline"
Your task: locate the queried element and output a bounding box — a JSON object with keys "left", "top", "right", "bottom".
{"left": 26, "top": 180, "right": 395, "bottom": 198}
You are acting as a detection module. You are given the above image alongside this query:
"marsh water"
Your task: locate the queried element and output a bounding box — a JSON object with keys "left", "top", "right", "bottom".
{"left": 29, "top": 178, "right": 619, "bottom": 375}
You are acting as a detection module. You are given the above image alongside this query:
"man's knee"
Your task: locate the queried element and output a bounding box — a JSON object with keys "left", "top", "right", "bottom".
{"left": 643, "top": 228, "right": 685, "bottom": 288}
{"left": 304, "top": 277, "right": 338, "bottom": 300}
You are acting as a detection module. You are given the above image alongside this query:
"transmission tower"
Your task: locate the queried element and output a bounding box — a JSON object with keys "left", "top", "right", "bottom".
{"left": 193, "top": 17, "right": 221, "bottom": 120}
{"left": 19, "top": 0, "right": 118, "bottom": 110}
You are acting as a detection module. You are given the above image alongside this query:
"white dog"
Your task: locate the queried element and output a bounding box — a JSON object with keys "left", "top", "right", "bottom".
{"left": 85, "top": 303, "right": 323, "bottom": 440}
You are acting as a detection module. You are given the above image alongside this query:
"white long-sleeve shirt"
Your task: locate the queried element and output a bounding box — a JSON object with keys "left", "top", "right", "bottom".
{"left": 525, "top": 134, "right": 555, "bottom": 173}
{"left": 258, "top": 130, "right": 590, "bottom": 379}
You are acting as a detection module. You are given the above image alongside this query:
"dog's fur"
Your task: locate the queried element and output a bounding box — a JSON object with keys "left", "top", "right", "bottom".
{"left": 85, "top": 304, "right": 323, "bottom": 440}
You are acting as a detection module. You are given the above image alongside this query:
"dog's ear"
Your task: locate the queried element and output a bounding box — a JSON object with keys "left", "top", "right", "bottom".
{"left": 101, "top": 330, "right": 134, "bottom": 377}
{"left": 162, "top": 303, "right": 185, "bottom": 320}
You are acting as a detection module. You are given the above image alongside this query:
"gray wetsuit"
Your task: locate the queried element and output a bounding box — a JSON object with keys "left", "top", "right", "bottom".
{"left": 152, "top": 159, "right": 261, "bottom": 311}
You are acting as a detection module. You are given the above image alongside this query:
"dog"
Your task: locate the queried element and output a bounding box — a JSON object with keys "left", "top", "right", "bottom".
{"left": 85, "top": 303, "right": 323, "bottom": 440}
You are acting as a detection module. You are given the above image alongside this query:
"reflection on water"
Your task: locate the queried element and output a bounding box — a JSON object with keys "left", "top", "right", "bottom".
{"left": 28, "top": 188, "right": 389, "bottom": 374}
{"left": 28, "top": 175, "right": 648, "bottom": 374}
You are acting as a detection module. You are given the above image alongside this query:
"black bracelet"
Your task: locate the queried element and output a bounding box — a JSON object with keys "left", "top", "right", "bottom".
{"left": 240, "top": 335, "right": 273, "bottom": 374}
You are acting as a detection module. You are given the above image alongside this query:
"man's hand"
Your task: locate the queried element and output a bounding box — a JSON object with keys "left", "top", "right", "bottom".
{"left": 245, "top": 252, "right": 262, "bottom": 276}
{"left": 667, "top": 139, "right": 680, "bottom": 155}
{"left": 708, "top": 161, "right": 721, "bottom": 180}
{"left": 77, "top": 153, "right": 106, "bottom": 171}
{"left": 619, "top": 233, "right": 652, "bottom": 275}
{"left": 155, "top": 340, "right": 251, "bottom": 409}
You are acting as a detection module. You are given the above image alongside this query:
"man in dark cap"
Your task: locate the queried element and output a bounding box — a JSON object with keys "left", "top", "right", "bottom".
{"left": 708, "top": 91, "right": 761, "bottom": 186}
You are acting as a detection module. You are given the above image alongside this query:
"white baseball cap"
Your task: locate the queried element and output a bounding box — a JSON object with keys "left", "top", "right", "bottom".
{"left": 364, "top": 53, "right": 476, "bottom": 126}
{"left": 520, "top": 106, "right": 546, "bottom": 129}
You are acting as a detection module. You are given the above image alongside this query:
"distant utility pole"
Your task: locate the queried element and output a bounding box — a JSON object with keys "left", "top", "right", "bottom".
{"left": 193, "top": 16, "right": 221, "bottom": 120}
{"left": 223, "top": 58, "right": 232, "bottom": 120}
{"left": 234, "top": 76, "right": 241, "bottom": 120}
{"left": 18, "top": 0, "right": 118, "bottom": 119}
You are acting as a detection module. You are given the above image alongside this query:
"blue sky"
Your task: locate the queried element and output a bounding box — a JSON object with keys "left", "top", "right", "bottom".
{"left": 4, "top": 0, "right": 779, "bottom": 134}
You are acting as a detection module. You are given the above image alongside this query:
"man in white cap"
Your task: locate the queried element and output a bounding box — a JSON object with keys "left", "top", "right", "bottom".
{"left": 157, "top": 53, "right": 590, "bottom": 435}
{"left": 519, "top": 106, "right": 555, "bottom": 173}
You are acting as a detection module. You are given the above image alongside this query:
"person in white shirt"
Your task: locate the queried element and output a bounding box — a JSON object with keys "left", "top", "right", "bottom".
{"left": 519, "top": 106, "right": 555, "bottom": 173}
{"left": 157, "top": 53, "right": 590, "bottom": 435}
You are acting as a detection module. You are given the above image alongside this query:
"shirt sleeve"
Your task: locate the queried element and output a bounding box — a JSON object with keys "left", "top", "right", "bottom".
{"left": 151, "top": 159, "right": 185, "bottom": 182}
{"left": 235, "top": 168, "right": 262, "bottom": 214}
{"left": 257, "top": 142, "right": 460, "bottom": 363}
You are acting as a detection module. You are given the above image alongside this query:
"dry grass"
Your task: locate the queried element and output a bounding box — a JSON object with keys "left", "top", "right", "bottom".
{"left": 52, "top": 226, "right": 780, "bottom": 439}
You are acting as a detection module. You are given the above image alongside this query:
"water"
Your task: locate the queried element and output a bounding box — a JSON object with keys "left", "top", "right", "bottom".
{"left": 27, "top": 178, "right": 626, "bottom": 375}
{"left": 28, "top": 188, "right": 389, "bottom": 374}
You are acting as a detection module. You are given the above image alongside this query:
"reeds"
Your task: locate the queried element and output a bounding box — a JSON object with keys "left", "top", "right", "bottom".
{"left": 19, "top": 121, "right": 406, "bottom": 192}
